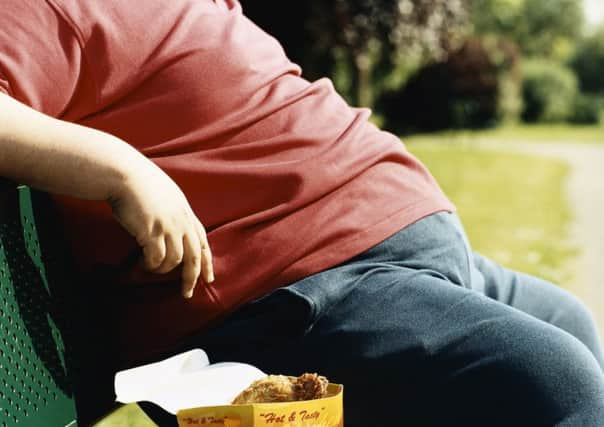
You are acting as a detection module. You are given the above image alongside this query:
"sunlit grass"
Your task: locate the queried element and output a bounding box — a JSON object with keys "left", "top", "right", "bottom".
{"left": 407, "top": 140, "right": 576, "bottom": 286}
{"left": 403, "top": 123, "right": 604, "bottom": 144}
{"left": 93, "top": 404, "right": 155, "bottom": 427}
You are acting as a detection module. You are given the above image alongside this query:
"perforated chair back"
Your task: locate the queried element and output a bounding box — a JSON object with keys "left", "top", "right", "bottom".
{"left": 0, "top": 182, "right": 77, "bottom": 427}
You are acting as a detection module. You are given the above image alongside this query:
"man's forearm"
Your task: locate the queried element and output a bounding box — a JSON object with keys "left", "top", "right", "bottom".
{"left": 0, "top": 93, "right": 149, "bottom": 201}
{"left": 0, "top": 94, "right": 214, "bottom": 292}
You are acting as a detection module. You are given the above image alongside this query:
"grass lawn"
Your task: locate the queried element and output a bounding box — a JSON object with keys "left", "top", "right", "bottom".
{"left": 94, "top": 404, "right": 154, "bottom": 427}
{"left": 402, "top": 123, "right": 604, "bottom": 144}
{"left": 407, "top": 140, "right": 576, "bottom": 286}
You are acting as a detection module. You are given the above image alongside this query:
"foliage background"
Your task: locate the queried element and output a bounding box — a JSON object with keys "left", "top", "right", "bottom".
{"left": 242, "top": 0, "right": 604, "bottom": 131}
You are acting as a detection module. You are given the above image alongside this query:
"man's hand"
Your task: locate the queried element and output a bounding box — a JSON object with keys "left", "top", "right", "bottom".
{"left": 108, "top": 164, "right": 214, "bottom": 298}
{"left": 0, "top": 93, "right": 213, "bottom": 298}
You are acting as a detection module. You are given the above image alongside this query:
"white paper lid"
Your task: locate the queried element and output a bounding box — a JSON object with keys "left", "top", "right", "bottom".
{"left": 114, "top": 349, "right": 267, "bottom": 414}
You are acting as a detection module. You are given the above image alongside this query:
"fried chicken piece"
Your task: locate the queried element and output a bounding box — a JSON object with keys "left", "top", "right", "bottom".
{"left": 292, "top": 373, "right": 329, "bottom": 401}
{"left": 232, "top": 375, "right": 294, "bottom": 404}
{"left": 232, "top": 373, "right": 329, "bottom": 404}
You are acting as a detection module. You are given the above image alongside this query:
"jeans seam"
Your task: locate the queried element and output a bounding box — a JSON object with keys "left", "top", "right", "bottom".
{"left": 449, "top": 214, "right": 474, "bottom": 289}
{"left": 282, "top": 287, "right": 319, "bottom": 334}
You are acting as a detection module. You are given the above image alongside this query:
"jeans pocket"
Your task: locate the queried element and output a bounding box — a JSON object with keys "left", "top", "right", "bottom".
{"left": 193, "top": 287, "right": 316, "bottom": 354}
{"left": 242, "top": 288, "right": 315, "bottom": 337}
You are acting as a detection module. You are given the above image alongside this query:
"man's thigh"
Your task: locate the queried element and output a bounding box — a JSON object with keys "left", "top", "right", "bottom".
{"left": 472, "top": 251, "right": 604, "bottom": 367}
{"left": 294, "top": 266, "right": 602, "bottom": 425}
{"left": 193, "top": 264, "right": 604, "bottom": 426}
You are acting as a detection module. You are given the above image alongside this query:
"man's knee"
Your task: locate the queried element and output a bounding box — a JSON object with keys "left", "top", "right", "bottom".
{"left": 515, "top": 324, "right": 599, "bottom": 387}
{"left": 540, "top": 286, "right": 604, "bottom": 368}
{"left": 438, "top": 316, "right": 604, "bottom": 425}
{"left": 489, "top": 318, "right": 604, "bottom": 420}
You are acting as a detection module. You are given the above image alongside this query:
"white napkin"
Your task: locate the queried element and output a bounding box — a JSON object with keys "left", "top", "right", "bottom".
{"left": 114, "top": 349, "right": 267, "bottom": 414}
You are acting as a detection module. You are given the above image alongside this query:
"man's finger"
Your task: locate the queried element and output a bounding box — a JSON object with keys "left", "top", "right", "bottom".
{"left": 154, "top": 232, "right": 184, "bottom": 274}
{"left": 181, "top": 232, "right": 202, "bottom": 298}
{"left": 196, "top": 219, "right": 214, "bottom": 284}
{"left": 143, "top": 235, "right": 166, "bottom": 271}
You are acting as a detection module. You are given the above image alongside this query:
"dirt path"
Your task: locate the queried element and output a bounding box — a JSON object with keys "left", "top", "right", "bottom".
{"left": 482, "top": 141, "right": 604, "bottom": 334}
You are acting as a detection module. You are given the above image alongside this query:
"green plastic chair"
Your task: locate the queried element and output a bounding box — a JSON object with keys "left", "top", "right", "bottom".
{"left": 0, "top": 181, "right": 78, "bottom": 426}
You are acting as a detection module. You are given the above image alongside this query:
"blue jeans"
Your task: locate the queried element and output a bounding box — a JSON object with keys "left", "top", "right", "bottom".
{"left": 183, "top": 212, "right": 604, "bottom": 426}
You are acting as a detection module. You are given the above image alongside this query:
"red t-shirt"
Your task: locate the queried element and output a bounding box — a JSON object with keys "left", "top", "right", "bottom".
{"left": 0, "top": 0, "right": 454, "bottom": 364}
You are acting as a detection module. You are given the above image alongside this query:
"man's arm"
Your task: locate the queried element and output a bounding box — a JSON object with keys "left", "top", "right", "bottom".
{"left": 0, "top": 92, "right": 213, "bottom": 297}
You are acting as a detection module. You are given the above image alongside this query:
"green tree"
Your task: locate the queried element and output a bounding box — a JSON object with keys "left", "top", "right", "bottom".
{"left": 242, "top": 0, "right": 469, "bottom": 107}
{"left": 521, "top": 59, "right": 578, "bottom": 122}
{"left": 571, "top": 27, "right": 604, "bottom": 94}
{"left": 471, "top": 0, "right": 584, "bottom": 60}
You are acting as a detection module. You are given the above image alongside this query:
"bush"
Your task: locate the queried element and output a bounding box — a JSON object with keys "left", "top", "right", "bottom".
{"left": 376, "top": 62, "right": 471, "bottom": 133}
{"left": 521, "top": 60, "right": 578, "bottom": 123}
{"left": 569, "top": 94, "right": 602, "bottom": 124}
{"left": 376, "top": 38, "right": 520, "bottom": 133}
{"left": 571, "top": 29, "right": 604, "bottom": 95}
